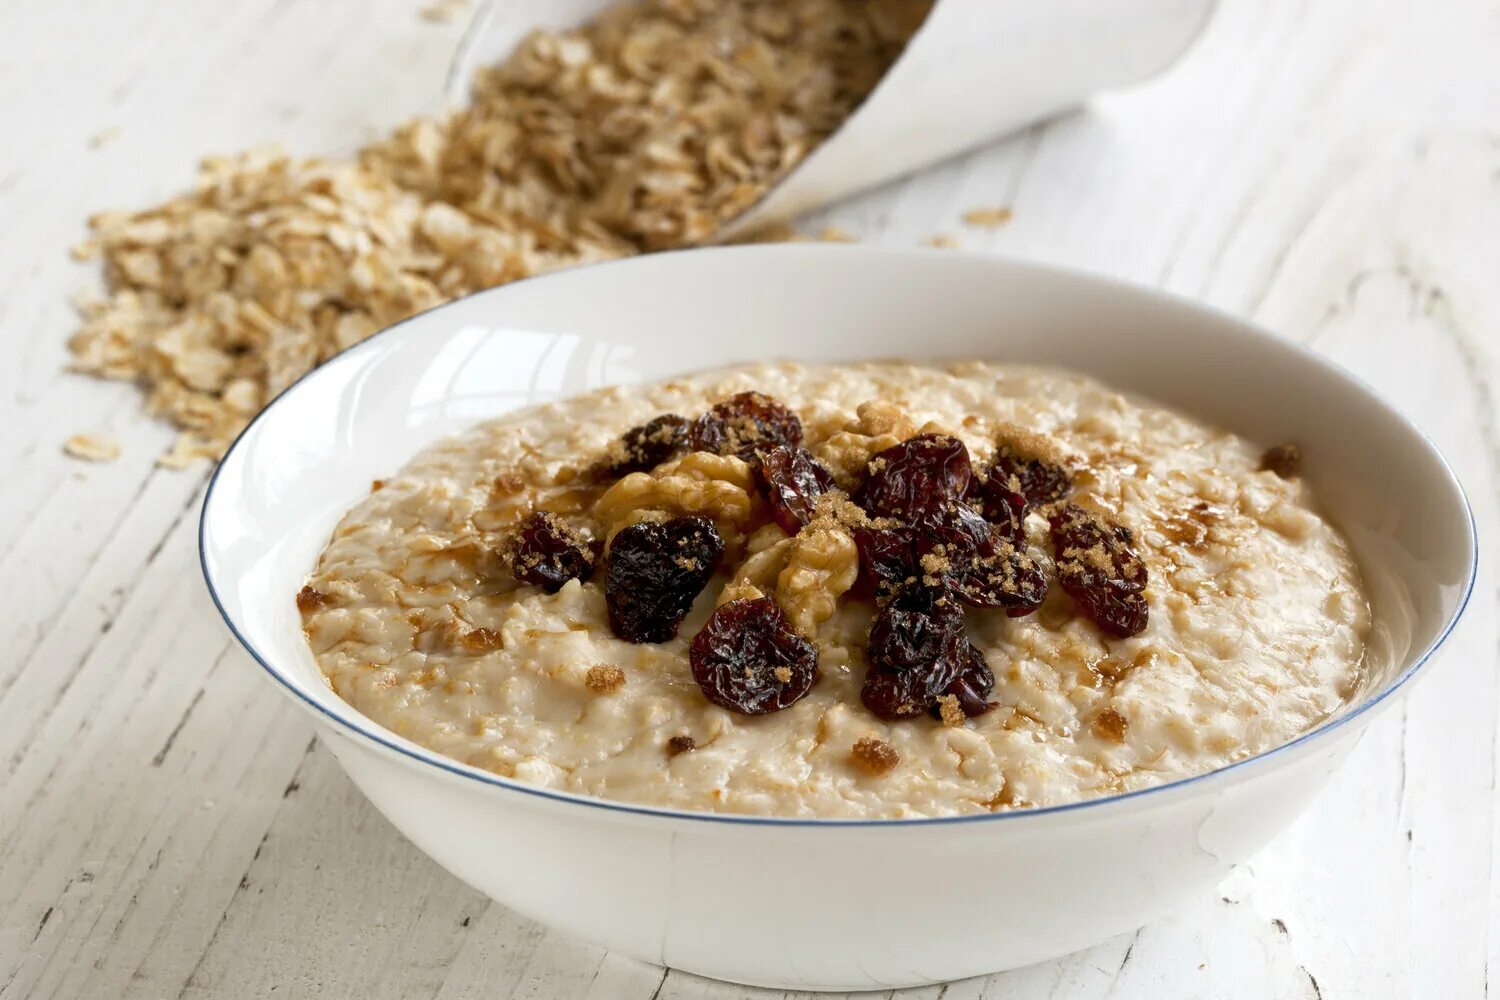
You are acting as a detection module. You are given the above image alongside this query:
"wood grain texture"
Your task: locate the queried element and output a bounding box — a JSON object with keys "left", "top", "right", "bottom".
{"left": 1, "top": 0, "right": 1495, "bottom": 996}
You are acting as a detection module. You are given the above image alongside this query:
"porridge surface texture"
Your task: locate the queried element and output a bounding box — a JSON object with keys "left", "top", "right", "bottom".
{"left": 300, "top": 361, "right": 1369, "bottom": 818}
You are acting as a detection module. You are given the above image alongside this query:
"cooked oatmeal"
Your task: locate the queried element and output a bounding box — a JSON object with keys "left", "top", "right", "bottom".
{"left": 300, "top": 361, "right": 1369, "bottom": 818}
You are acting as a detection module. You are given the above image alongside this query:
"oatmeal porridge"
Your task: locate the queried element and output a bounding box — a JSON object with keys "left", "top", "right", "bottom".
{"left": 299, "top": 361, "right": 1369, "bottom": 818}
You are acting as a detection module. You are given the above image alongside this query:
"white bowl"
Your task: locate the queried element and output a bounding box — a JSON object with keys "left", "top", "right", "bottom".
{"left": 200, "top": 246, "right": 1475, "bottom": 992}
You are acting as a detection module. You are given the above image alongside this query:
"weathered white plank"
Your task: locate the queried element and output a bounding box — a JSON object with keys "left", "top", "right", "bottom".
{"left": 1, "top": 0, "right": 1496, "bottom": 996}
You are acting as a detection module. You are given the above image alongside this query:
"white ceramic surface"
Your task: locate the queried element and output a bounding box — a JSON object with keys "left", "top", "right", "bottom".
{"left": 199, "top": 246, "right": 1475, "bottom": 992}
{"left": 447, "top": 0, "right": 1217, "bottom": 239}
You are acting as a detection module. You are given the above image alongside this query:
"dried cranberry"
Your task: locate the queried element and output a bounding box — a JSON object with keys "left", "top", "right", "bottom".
{"left": 1048, "top": 504, "right": 1149, "bottom": 637}
{"left": 866, "top": 585, "right": 964, "bottom": 672}
{"left": 854, "top": 434, "right": 973, "bottom": 522}
{"left": 913, "top": 501, "right": 1046, "bottom": 614}
{"left": 931, "top": 639, "right": 996, "bottom": 719}
{"left": 756, "top": 445, "right": 836, "bottom": 534}
{"left": 990, "top": 449, "right": 1072, "bottom": 507}
{"left": 509, "top": 511, "right": 598, "bottom": 593}
{"left": 598, "top": 414, "right": 688, "bottom": 477}
{"left": 687, "top": 392, "right": 802, "bottom": 464}
{"left": 690, "top": 598, "right": 818, "bottom": 715}
{"left": 605, "top": 516, "right": 724, "bottom": 643}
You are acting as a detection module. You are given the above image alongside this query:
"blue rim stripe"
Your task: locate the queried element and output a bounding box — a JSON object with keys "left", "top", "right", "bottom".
{"left": 197, "top": 245, "right": 1481, "bottom": 829}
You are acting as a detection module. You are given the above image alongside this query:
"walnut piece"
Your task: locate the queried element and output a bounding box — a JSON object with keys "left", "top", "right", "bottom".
{"left": 595, "top": 451, "right": 763, "bottom": 550}
{"left": 718, "top": 535, "right": 793, "bottom": 606}
{"left": 811, "top": 400, "right": 917, "bottom": 486}
{"left": 774, "top": 523, "right": 859, "bottom": 637}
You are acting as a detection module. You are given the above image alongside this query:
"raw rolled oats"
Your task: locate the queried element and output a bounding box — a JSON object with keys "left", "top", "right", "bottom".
{"left": 66, "top": 0, "right": 931, "bottom": 466}
{"left": 61, "top": 432, "right": 122, "bottom": 463}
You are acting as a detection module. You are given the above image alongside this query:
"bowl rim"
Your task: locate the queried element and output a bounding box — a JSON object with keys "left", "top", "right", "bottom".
{"left": 198, "top": 244, "right": 1479, "bottom": 829}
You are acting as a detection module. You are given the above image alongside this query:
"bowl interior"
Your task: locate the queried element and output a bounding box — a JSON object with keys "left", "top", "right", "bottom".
{"left": 202, "top": 245, "right": 1475, "bottom": 809}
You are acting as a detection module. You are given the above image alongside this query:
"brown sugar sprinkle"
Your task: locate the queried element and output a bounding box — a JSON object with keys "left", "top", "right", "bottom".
{"left": 370, "top": 479, "right": 387, "bottom": 492}
{"left": 461, "top": 628, "right": 504, "bottom": 653}
{"left": 295, "top": 586, "right": 334, "bottom": 613}
{"left": 1260, "top": 444, "right": 1302, "bottom": 479}
{"left": 935, "top": 694, "right": 966, "bottom": 727}
{"left": 585, "top": 664, "right": 626, "bottom": 693}
{"left": 804, "top": 490, "right": 872, "bottom": 534}
{"left": 1092, "top": 707, "right": 1130, "bottom": 742}
{"left": 850, "top": 736, "right": 900, "bottom": 775}
{"left": 1157, "top": 501, "right": 1223, "bottom": 548}
{"left": 993, "top": 421, "right": 1070, "bottom": 470}
{"left": 665, "top": 735, "right": 697, "bottom": 757}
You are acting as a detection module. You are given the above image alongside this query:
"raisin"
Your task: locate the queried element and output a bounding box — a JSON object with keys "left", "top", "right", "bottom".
{"left": 862, "top": 654, "right": 967, "bottom": 721}
{"left": 598, "top": 414, "right": 688, "bottom": 477}
{"left": 989, "top": 448, "right": 1072, "bottom": 507}
{"left": 756, "top": 445, "right": 836, "bottom": 534}
{"left": 866, "top": 584, "right": 964, "bottom": 672}
{"left": 931, "top": 639, "right": 996, "bottom": 719}
{"left": 1048, "top": 503, "right": 1149, "bottom": 637}
{"left": 853, "top": 524, "right": 918, "bottom": 596}
{"left": 913, "top": 501, "right": 1046, "bottom": 614}
{"left": 972, "top": 470, "right": 1029, "bottom": 543}
{"left": 854, "top": 434, "right": 973, "bottom": 521}
{"left": 666, "top": 735, "right": 697, "bottom": 756}
{"left": 605, "top": 515, "right": 724, "bottom": 643}
{"left": 861, "top": 585, "right": 969, "bottom": 721}
{"left": 687, "top": 392, "right": 803, "bottom": 463}
{"left": 509, "top": 511, "right": 599, "bottom": 593}
{"left": 1259, "top": 443, "right": 1301, "bottom": 479}
{"left": 690, "top": 597, "right": 818, "bottom": 714}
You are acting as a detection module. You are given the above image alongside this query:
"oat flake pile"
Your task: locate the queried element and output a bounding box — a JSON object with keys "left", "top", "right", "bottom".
{"left": 66, "top": 0, "right": 930, "bottom": 467}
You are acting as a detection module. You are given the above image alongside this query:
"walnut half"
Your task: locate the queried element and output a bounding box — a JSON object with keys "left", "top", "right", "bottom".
{"left": 593, "top": 451, "right": 765, "bottom": 552}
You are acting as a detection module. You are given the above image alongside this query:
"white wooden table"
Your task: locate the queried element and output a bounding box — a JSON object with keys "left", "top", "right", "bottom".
{"left": 2, "top": 1, "right": 1496, "bottom": 996}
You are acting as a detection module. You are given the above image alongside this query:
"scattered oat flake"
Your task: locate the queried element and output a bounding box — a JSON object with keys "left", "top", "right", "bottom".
{"left": 62, "top": 432, "right": 122, "bottom": 463}
{"left": 817, "top": 225, "right": 859, "bottom": 242}
{"left": 418, "top": 0, "right": 467, "bottom": 23}
{"left": 924, "top": 234, "right": 959, "bottom": 248}
{"left": 962, "top": 206, "right": 1013, "bottom": 228}
{"left": 67, "top": 0, "right": 932, "bottom": 466}
{"left": 88, "top": 127, "right": 121, "bottom": 149}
